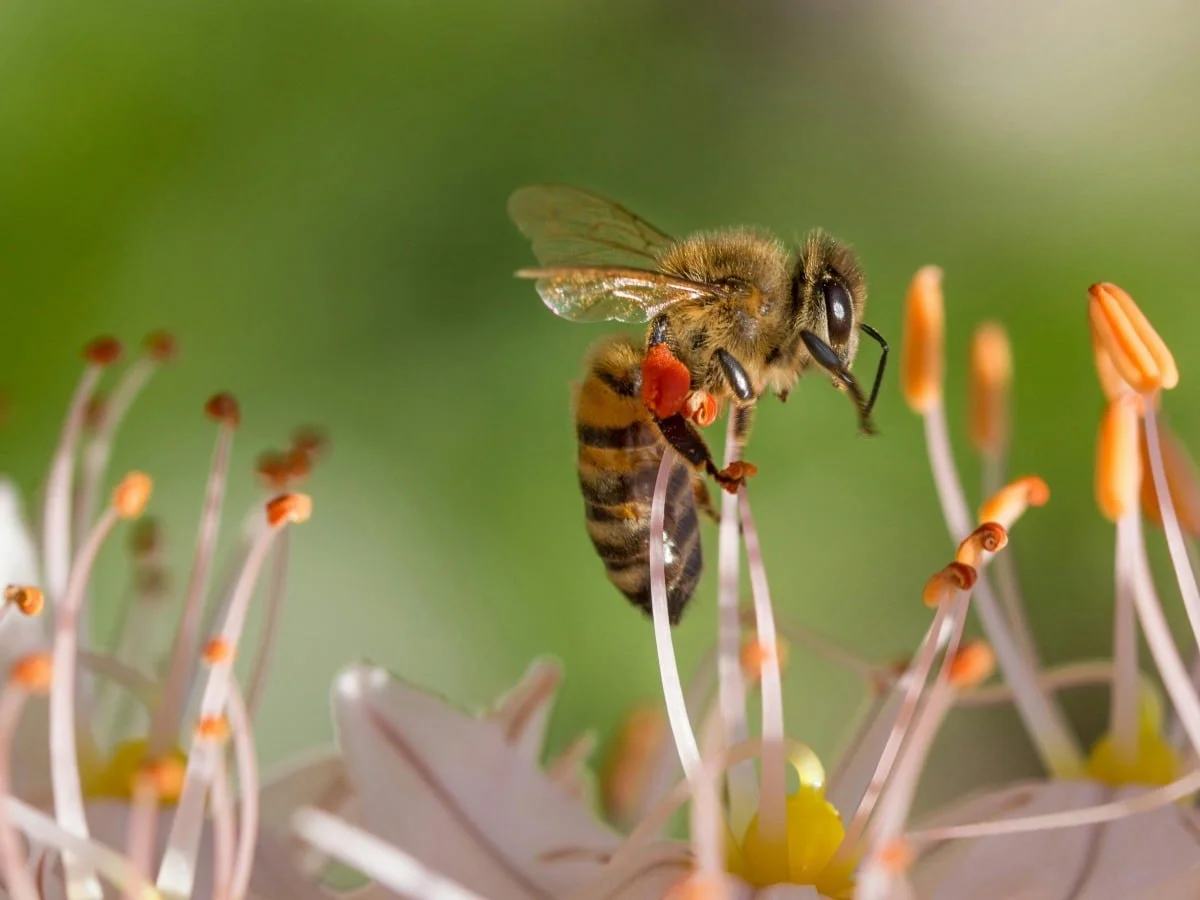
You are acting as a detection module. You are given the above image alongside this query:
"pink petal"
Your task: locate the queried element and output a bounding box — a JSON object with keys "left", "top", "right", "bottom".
{"left": 912, "top": 779, "right": 1200, "bottom": 899}
{"left": 487, "top": 657, "right": 562, "bottom": 762}
{"left": 756, "top": 886, "right": 825, "bottom": 899}
{"left": 258, "top": 750, "right": 348, "bottom": 835}
{"left": 333, "top": 663, "right": 620, "bottom": 900}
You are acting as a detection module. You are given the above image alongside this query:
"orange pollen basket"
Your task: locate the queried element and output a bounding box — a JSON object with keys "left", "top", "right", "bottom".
{"left": 641, "top": 343, "right": 692, "bottom": 419}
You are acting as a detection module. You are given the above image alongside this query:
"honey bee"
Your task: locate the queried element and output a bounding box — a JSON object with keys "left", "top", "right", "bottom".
{"left": 509, "top": 185, "right": 887, "bottom": 623}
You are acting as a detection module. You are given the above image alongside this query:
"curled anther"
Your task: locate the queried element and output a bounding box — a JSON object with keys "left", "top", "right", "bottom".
{"left": 10, "top": 652, "right": 52, "bottom": 692}
{"left": 266, "top": 492, "right": 313, "bottom": 527}
{"left": 900, "top": 265, "right": 944, "bottom": 414}
{"left": 968, "top": 321, "right": 1012, "bottom": 456}
{"left": 114, "top": 472, "right": 153, "bottom": 519}
{"left": 682, "top": 390, "right": 718, "bottom": 427}
{"left": 204, "top": 391, "right": 241, "bottom": 427}
{"left": 949, "top": 640, "right": 996, "bottom": 689}
{"left": 84, "top": 336, "right": 123, "bottom": 367}
{"left": 4, "top": 584, "right": 44, "bottom": 616}
{"left": 1088, "top": 282, "right": 1178, "bottom": 394}
{"left": 142, "top": 330, "right": 178, "bottom": 363}
{"left": 954, "top": 522, "right": 1009, "bottom": 568}
{"left": 923, "top": 561, "right": 977, "bottom": 607}
{"left": 1096, "top": 395, "right": 1141, "bottom": 523}
{"left": 978, "top": 474, "right": 1050, "bottom": 529}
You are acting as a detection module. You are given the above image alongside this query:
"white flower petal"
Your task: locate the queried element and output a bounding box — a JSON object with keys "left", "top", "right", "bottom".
{"left": 258, "top": 749, "right": 347, "bottom": 835}
{"left": 912, "top": 779, "right": 1200, "bottom": 899}
{"left": 333, "top": 663, "right": 620, "bottom": 900}
{"left": 487, "top": 657, "right": 562, "bottom": 761}
{"left": 0, "top": 479, "right": 46, "bottom": 666}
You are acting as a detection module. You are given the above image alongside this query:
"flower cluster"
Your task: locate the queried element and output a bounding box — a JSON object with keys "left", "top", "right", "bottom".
{"left": 6, "top": 270, "right": 1200, "bottom": 900}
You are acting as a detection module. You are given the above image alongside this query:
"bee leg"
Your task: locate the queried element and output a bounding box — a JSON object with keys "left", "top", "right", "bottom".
{"left": 692, "top": 476, "right": 719, "bottom": 523}
{"left": 655, "top": 413, "right": 757, "bottom": 494}
{"left": 800, "top": 329, "right": 876, "bottom": 436}
{"left": 641, "top": 315, "right": 692, "bottom": 419}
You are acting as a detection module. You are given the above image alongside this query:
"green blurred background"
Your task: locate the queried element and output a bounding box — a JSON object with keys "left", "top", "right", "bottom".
{"left": 2, "top": 0, "right": 1198, "bottom": 812}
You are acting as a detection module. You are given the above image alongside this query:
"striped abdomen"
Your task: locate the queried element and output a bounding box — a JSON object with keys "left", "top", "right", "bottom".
{"left": 574, "top": 334, "right": 702, "bottom": 624}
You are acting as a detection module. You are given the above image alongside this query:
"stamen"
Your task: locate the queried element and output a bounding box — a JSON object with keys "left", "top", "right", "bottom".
{"left": 738, "top": 490, "right": 787, "bottom": 856}
{"left": 51, "top": 477, "right": 138, "bottom": 900}
{"left": 255, "top": 451, "right": 292, "bottom": 492}
{"left": 1109, "top": 498, "right": 1142, "bottom": 766}
{"left": 1143, "top": 402, "right": 1200, "bottom": 657}
{"left": 156, "top": 496, "right": 299, "bottom": 896}
{"left": 1096, "top": 396, "right": 1141, "bottom": 522}
{"left": 147, "top": 395, "right": 238, "bottom": 760}
{"left": 246, "top": 531, "right": 290, "bottom": 717}
{"left": 968, "top": 322, "right": 1012, "bottom": 460}
{"left": 293, "top": 807, "right": 487, "bottom": 900}
{"left": 948, "top": 640, "right": 996, "bottom": 689}
{"left": 209, "top": 754, "right": 236, "bottom": 900}
{"left": 954, "top": 523, "right": 1008, "bottom": 569}
{"left": 716, "top": 414, "right": 754, "bottom": 834}
{"left": 923, "top": 562, "right": 976, "bottom": 607}
{"left": 75, "top": 332, "right": 175, "bottom": 549}
{"left": 648, "top": 450, "right": 701, "bottom": 782}
{"left": 44, "top": 339, "right": 118, "bottom": 605}
{"left": 1087, "top": 282, "right": 1178, "bottom": 394}
{"left": 978, "top": 475, "right": 1050, "bottom": 530}
{"left": 0, "top": 655, "right": 51, "bottom": 900}
{"left": 1140, "top": 415, "right": 1200, "bottom": 537}
{"left": 900, "top": 265, "right": 944, "bottom": 414}
{"left": 4, "top": 585, "right": 44, "bottom": 617}
{"left": 740, "top": 635, "right": 790, "bottom": 683}
{"left": 290, "top": 425, "right": 328, "bottom": 462}
{"left": 227, "top": 684, "right": 260, "bottom": 900}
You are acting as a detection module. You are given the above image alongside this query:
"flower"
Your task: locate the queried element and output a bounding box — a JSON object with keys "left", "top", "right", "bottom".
{"left": 0, "top": 335, "right": 334, "bottom": 899}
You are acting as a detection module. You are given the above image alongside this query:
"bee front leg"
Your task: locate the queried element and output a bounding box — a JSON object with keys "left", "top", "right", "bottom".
{"left": 655, "top": 413, "right": 757, "bottom": 494}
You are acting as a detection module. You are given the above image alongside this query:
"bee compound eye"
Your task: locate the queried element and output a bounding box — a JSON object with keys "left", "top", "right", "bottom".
{"left": 823, "top": 280, "right": 853, "bottom": 345}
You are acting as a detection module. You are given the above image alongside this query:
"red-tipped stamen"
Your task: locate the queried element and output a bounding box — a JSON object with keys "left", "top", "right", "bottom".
{"left": 246, "top": 531, "right": 290, "bottom": 717}
{"left": 293, "top": 807, "right": 487, "bottom": 900}
{"left": 0, "top": 655, "right": 51, "bottom": 900}
{"left": 157, "top": 499, "right": 294, "bottom": 895}
{"left": 148, "top": 396, "right": 238, "bottom": 759}
{"left": 647, "top": 450, "right": 701, "bottom": 782}
{"left": 51, "top": 490, "right": 132, "bottom": 899}
{"left": 1143, "top": 403, "right": 1200, "bottom": 658}
{"left": 44, "top": 340, "right": 118, "bottom": 604}
{"left": 737, "top": 489, "right": 787, "bottom": 855}
{"left": 716, "top": 414, "right": 754, "bottom": 833}
{"left": 75, "top": 335, "right": 172, "bottom": 548}
{"left": 228, "top": 683, "right": 260, "bottom": 900}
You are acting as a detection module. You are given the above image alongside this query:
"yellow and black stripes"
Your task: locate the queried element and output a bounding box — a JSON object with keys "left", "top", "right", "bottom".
{"left": 574, "top": 334, "right": 704, "bottom": 623}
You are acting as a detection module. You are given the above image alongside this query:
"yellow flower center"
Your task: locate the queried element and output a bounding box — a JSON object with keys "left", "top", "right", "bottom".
{"left": 81, "top": 739, "right": 188, "bottom": 803}
{"left": 724, "top": 751, "right": 855, "bottom": 899}
{"left": 1085, "top": 690, "right": 1180, "bottom": 787}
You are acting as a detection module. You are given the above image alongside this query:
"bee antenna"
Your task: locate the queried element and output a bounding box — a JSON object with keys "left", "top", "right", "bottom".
{"left": 859, "top": 323, "right": 889, "bottom": 419}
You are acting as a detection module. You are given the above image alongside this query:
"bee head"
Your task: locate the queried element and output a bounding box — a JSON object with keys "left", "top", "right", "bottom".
{"left": 789, "top": 230, "right": 867, "bottom": 368}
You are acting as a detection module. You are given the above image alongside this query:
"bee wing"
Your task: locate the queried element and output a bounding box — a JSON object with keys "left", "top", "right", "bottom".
{"left": 518, "top": 266, "right": 723, "bottom": 323}
{"left": 508, "top": 184, "right": 677, "bottom": 268}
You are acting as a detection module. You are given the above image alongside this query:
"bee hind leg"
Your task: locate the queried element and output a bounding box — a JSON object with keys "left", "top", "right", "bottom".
{"left": 692, "top": 476, "right": 719, "bottom": 523}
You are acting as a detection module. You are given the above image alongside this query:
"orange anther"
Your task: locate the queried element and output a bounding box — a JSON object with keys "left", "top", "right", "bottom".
{"left": 978, "top": 475, "right": 1050, "bottom": 529}
{"left": 1088, "top": 283, "right": 1178, "bottom": 394}
{"left": 4, "top": 585, "right": 44, "bottom": 616}
{"left": 195, "top": 716, "right": 230, "bottom": 742}
{"left": 142, "top": 330, "right": 178, "bottom": 363}
{"left": 1096, "top": 395, "right": 1141, "bottom": 523}
{"left": 923, "top": 562, "right": 977, "bottom": 607}
{"left": 1140, "top": 417, "right": 1200, "bottom": 537}
{"left": 129, "top": 518, "right": 161, "bottom": 559}
{"left": 113, "top": 472, "right": 152, "bottom": 519}
{"left": 266, "top": 493, "right": 312, "bottom": 527}
{"left": 683, "top": 390, "right": 718, "bottom": 428}
{"left": 204, "top": 392, "right": 241, "bottom": 427}
{"left": 138, "top": 756, "right": 187, "bottom": 801}
{"left": 968, "top": 322, "right": 1012, "bottom": 456}
{"left": 291, "top": 426, "right": 329, "bottom": 461}
{"left": 900, "top": 266, "right": 944, "bottom": 414}
{"left": 876, "top": 838, "right": 914, "bottom": 875}
{"left": 84, "top": 337, "right": 123, "bottom": 367}
{"left": 949, "top": 640, "right": 996, "bottom": 689}
{"left": 10, "top": 653, "right": 52, "bottom": 692}
{"left": 740, "top": 636, "right": 790, "bottom": 682}
{"left": 641, "top": 343, "right": 692, "bottom": 419}
{"left": 285, "top": 447, "right": 313, "bottom": 483}
{"left": 256, "top": 451, "right": 292, "bottom": 490}
{"left": 202, "top": 638, "right": 235, "bottom": 665}
{"left": 955, "top": 522, "right": 1009, "bottom": 568}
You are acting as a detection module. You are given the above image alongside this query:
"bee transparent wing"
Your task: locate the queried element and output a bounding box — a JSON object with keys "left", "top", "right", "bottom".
{"left": 508, "top": 184, "right": 677, "bottom": 268}
{"left": 517, "top": 266, "right": 722, "bottom": 323}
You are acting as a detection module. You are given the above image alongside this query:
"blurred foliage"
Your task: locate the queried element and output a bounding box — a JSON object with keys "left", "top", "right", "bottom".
{"left": 1, "top": 0, "right": 1199, "bottom": 810}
